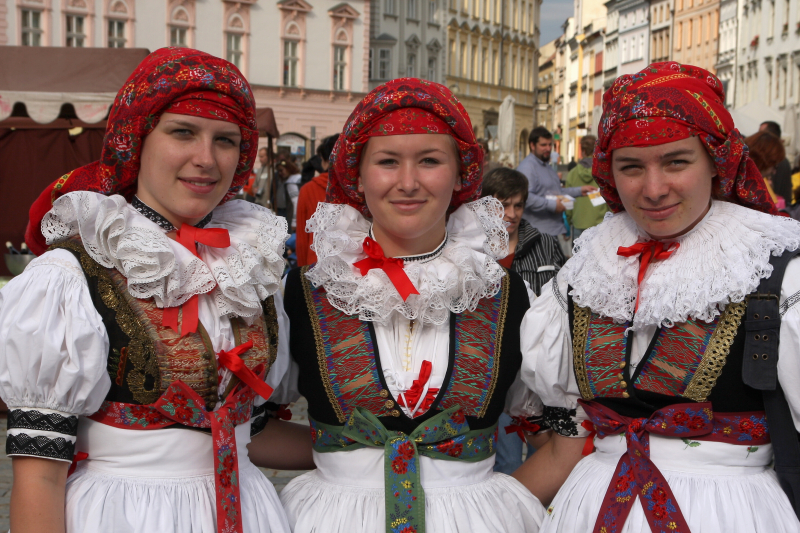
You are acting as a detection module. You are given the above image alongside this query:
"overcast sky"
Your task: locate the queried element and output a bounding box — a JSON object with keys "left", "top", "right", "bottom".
{"left": 540, "top": 0, "right": 574, "bottom": 46}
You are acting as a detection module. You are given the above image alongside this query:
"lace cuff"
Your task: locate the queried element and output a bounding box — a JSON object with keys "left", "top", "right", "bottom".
{"left": 543, "top": 405, "right": 591, "bottom": 438}
{"left": 249, "top": 401, "right": 292, "bottom": 437}
{"left": 6, "top": 407, "right": 78, "bottom": 462}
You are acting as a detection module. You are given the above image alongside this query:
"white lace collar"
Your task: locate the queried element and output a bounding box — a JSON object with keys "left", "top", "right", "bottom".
{"left": 304, "top": 196, "right": 509, "bottom": 325}
{"left": 561, "top": 200, "right": 800, "bottom": 330}
{"left": 41, "top": 191, "right": 288, "bottom": 322}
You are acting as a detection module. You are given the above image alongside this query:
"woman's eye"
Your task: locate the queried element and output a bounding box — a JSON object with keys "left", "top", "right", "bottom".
{"left": 172, "top": 128, "right": 193, "bottom": 136}
{"left": 216, "top": 136, "right": 238, "bottom": 146}
{"left": 620, "top": 165, "right": 641, "bottom": 173}
{"left": 668, "top": 159, "right": 689, "bottom": 167}
{"left": 421, "top": 157, "right": 441, "bottom": 165}
{"left": 377, "top": 158, "right": 398, "bottom": 166}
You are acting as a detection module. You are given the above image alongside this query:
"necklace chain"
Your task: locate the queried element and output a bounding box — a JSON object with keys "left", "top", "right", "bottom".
{"left": 132, "top": 196, "right": 213, "bottom": 232}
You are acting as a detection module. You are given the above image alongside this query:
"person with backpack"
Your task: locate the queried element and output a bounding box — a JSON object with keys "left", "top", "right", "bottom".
{"left": 512, "top": 62, "right": 800, "bottom": 533}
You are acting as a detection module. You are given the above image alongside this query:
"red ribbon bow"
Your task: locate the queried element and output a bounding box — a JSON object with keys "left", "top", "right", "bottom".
{"left": 217, "top": 340, "right": 274, "bottom": 402}
{"left": 398, "top": 360, "right": 440, "bottom": 417}
{"left": 504, "top": 416, "right": 542, "bottom": 443}
{"left": 617, "top": 239, "right": 679, "bottom": 312}
{"left": 581, "top": 419, "right": 597, "bottom": 456}
{"left": 353, "top": 237, "right": 420, "bottom": 301}
{"left": 163, "top": 225, "right": 231, "bottom": 336}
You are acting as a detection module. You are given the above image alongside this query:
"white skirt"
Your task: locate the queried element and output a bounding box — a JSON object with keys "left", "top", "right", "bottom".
{"left": 541, "top": 433, "right": 800, "bottom": 533}
{"left": 280, "top": 448, "right": 545, "bottom": 533}
{"left": 64, "top": 418, "right": 291, "bottom": 533}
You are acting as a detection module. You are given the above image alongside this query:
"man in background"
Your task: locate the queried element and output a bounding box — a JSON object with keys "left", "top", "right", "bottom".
{"left": 295, "top": 134, "right": 340, "bottom": 266}
{"left": 254, "top": 147, "right": 273, "bottom": 209}
{"left": 565, "top": 135, "right": 607, "bottom": 239}
{"left": 760, "top": 121, "right": 792, "bottom": 205}
{"left": 516, "top": 127, "right": 595, "bottom": 254}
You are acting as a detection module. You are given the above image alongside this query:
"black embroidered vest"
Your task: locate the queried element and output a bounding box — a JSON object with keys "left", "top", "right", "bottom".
{"left": 284, "top": 266, "right": 529, "bottom": 434}
{"left": 55, "top": 239, "right": 279, "bottom": 411}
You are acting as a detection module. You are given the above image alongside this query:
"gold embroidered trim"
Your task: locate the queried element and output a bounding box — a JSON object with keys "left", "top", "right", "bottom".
{"left": 55, "top": 240, "right": 162, "bottom": 404}
{"left": 301, "top": 267, "right": 346, "bottom": 423}
{"left": 683, "top": 301, "right": 746, "bottom": 402}
{"left": 572, "top": 304, "right": 594, "bottom": 400}
{"left": 478, "top": 275, "right": 509, "bottom": 419}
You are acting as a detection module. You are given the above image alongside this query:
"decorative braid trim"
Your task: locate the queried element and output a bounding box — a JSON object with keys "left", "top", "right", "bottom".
{"left": 6, "top": 433, "right": 74, "bottom": 462}
{"left": 683, "top": 301, "right": 746, "bottom": 402}
{"left": 781, "top": 290, "right": 800, "bottom": 317}
{"left": 572, "top": 304, "right": 594, "bottom": 400}
{"left": 8, "top": 409, "right": 78, "bottom": 437}
{"left": 478, "top": 274, "right": 509, "bottom": 418}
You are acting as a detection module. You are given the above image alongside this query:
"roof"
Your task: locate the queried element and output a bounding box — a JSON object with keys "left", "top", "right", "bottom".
{"left": 0, "top": 47, "right": 150, "bottom": 124}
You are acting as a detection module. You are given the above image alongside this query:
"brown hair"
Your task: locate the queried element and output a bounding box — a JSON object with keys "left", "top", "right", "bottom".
{"left": 278, "top": 159, "right": 300, "bottom": 175}
{"left": 745, "top": 131, "right": 785, "bottom": 173}
{"left": 580, "top": 135, "right": 597, "bottom": 158}
{"left": 481, "top": 167, "right": 529, "bottom": 202}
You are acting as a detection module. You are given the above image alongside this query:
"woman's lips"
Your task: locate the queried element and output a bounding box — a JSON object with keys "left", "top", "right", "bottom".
{"left": 641, "top": 203, "right": 679, "bottom": 220}
{"left": 390, "top": 199, "right": 426, "bottom": 212}
{"left": 179, "top": 178, "right": 218, "bottom": 194}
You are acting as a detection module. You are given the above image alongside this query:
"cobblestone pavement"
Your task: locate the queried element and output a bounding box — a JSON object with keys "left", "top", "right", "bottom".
{"left": 0, "top": 398, "right": 311, "bottom": 531}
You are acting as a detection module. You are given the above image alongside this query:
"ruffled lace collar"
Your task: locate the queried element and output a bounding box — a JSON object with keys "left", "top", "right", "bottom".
{"left": 41, "top": 191, "right": 288, "bottom": 321}
{"left": 561, "top": 200, "right": 800, "bottom": 330}
{"left": 305, "top": 196, "right": 509, "bottom": 325}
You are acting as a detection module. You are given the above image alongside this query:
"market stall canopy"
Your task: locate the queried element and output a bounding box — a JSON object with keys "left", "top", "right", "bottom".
{"left": 0, "top": 46, "right": 150, "bottom": 124}
{"left": 256, "top": 107, "right": 280, "bottom": 138}
{"left": 729, "top": 100, "right": 785, "bottom": 137}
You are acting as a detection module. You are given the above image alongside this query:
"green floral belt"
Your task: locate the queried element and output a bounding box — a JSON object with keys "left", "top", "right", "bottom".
{"left": 310, "top": 406, "right": 498, "bottom": 533}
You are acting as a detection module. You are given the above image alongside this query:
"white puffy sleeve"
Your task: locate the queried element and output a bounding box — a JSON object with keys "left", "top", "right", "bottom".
{"left": 777, "top": 257, "right": 800, "bottom": 432}
{"left": 0, "top": 249, "right": 111, "bottom": 462}
{"left": 519, "top": 274, "right": 591, "bottom": 438}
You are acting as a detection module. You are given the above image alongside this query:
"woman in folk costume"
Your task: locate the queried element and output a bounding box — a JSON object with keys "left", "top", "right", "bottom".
{"left": 0, "top": 48, "right": 311, "bottom": 533}
{"left": 512, "top": 62, "right": 800, "bottom": 532}
{"left": 272, "top": 78, "right": 545, "bottom": 532}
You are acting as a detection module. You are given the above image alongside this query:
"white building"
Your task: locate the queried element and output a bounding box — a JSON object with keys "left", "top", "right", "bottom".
{"left": 369, "top": 0, "right": 445, "bottom": 89}
{"left": 603, "top": 0, "right": 620, "bottom": 88}
{"left": 2, "top": 0, "right": 372, "bottom": 154}
{"left": 617, "top": 0, "right": 650, "bottom": 76}
{"left": 716, "top": 0, "right": 737, "bottom": 106}
{"left": 733, "top": 0, "right": 800, "bottom": 116}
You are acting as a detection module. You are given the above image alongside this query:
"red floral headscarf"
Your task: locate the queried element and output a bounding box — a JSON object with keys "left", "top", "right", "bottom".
{"left": 26, "top": 47, "right": 258, "bottom": 255}
{"left": 593, "top": 62, "right": 776, "bottom": 215}
{"left": 326, "top": 78, "right": 483, "bottom": 217}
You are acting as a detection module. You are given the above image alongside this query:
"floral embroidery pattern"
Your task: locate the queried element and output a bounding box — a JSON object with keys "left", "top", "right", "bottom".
{"left": 543, "top": 406, "right": 580, "bottom": 437}
{"left": 580, "top": 400, "right": 771, "bottom": 533}
{"left": 310, "top": 406, "right": 496, "bottom": 533}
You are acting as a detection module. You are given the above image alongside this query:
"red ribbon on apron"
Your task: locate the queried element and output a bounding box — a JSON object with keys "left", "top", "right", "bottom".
{"left": 580, "top": 400, "right": 771, "bottom": 533}
{"left": 617, "top": 240, "right": 679, "bottom": 312}
{"left": 354, "top": 237, "right": 420, "bottom": 301}
{"left": 163, "top": 225, "right": 231, "bottom": 336}
{"left": 90, "top": 342, "right": 271, "bottom": 533}
{"left": 397, "top": 360, "right": 440, "bottom": 417}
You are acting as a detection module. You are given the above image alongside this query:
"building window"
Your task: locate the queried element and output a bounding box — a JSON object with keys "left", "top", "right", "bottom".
{"left": 429, "top": 0, "right": 437, "bottom": 21}
{"left": 378, "top": 49, "right": 391, "bottom": 79}
{"left": 108, "top": 19, "right": 126, "bottom": 48}
{"left": 333, "top": 45, "right": 347, "bottom": 90}
{"left": 482, "top": 47, "right": 488, "bottom": 82}
{"left": 21, "top": 9, "right": 43, "bottom": 46}
{"left": 66, "top": 14, "right": 85, "bottom": 47}
{"left": 408, "top": 0, "right": 417, "bottom": 18}
{"left": 407, "top": 53, "right": 416, "bottom": 77}
{"left": 283, "top": 40, "right": 298, "bottom": 86}
{"left": 385, "top": 0, "right": 396, "bottom": 15}
{"left": 428, "top": 56, "right": 437, "bottom": 80}
{"left": 170, "top": 26, "right": 187, "bottom": 46}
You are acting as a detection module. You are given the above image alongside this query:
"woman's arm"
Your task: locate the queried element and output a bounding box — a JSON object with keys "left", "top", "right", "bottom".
{"left": 248, "top": 419, "right": 315, "bottom": 470}
{"left": 512, "top": 433, "right": 585, "bottom": 506}
{"left": 11, "top": 457, "right": 69, "bottom": 533}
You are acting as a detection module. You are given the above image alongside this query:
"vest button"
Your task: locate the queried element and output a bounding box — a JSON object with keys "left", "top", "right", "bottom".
{"left": 385, "top": 400, "right": 395, "bottom": 409}
{"left": 617, "top": 373, "right": 624, "bottom": 380}
{"left": 622, "top": 391, "right": 630, "bottom": 398}
{"left": 379, "top": 389, "right": 389, "bottom": 398}
{"left": 391, "top": 409, "right": 401, "bottom": 417}
{"left": 620, "top": 381, "right": 628, "bottom": 388}
{"left": 619, "top": 362, "right": 626, "bottom": 369}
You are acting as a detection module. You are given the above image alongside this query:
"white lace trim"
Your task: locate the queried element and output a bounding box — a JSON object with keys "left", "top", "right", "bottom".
{"left": 561, "top": 200, "right": 800, "bottom": 330}
{"left": 305, "top": 196, "right": 509, "bottom": 325}
{"left": 26, "top": 254, "right": 87, "bottom": 281}
{"left": 41, "top": 191, "right": 288, "bottom": 321}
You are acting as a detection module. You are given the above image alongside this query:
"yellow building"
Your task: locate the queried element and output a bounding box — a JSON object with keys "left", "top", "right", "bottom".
{"left": 672, "top": 0, "right": 720, "bottom": 72}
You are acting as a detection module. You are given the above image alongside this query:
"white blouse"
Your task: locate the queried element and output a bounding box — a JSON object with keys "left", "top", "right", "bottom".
{"left": 520, "top": 201, "right": 800, "bottom": 434}
{"left": 0, "top": 192, "right": 298, "bottom": 459}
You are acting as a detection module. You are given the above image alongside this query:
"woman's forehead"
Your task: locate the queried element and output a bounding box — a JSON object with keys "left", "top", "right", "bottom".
{"left": 612, "top": 136, "right": 702, "bottom": 162}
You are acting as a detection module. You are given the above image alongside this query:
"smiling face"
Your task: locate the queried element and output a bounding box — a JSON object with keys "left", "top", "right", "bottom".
{"left": 136, "top": 112, "right": 242, "bottom": 228}
{"left": 612, "top": 135, "right": 716, "bottom": 240}
{"left": 498, "top": 193, "right": 524, "bottom": 239}
{"left": 358, "top": 133, "right": 461, "bottom": 257}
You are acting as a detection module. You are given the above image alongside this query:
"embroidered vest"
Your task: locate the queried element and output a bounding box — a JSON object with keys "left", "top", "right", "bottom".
{"left": 56, "top": 239, "right": 279, "bottom": 411}
{"left": 289, "top": 266, "right": 527, "bottom": 433}
{"left": 568, "top": 290, "right": 764, "bottom": 416}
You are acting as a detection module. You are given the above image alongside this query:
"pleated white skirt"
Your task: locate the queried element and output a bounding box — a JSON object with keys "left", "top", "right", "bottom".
{"left": 540, "top": 433, "right": 800, "bottom": 533}
{"left": 280, "top": 448, "right": 545, "bottom": 533}
{"left": 64, "top": 418, "right": 291, "bottom": 533}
